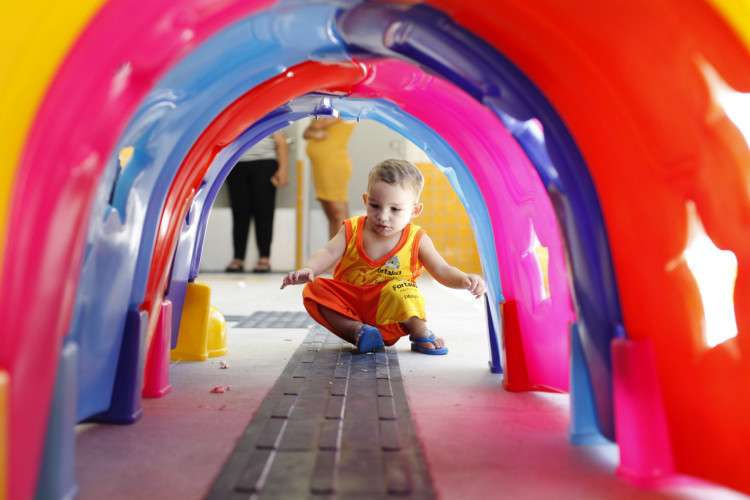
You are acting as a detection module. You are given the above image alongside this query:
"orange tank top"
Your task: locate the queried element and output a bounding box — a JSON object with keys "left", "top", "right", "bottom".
{"left": 333, "top": 216, "right": 425, "bottom": 286}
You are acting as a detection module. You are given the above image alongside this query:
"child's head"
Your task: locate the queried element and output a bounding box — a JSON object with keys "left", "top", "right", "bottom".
{"left": 364, "top": 160, "right": 425, "bottom": 236}
{"left": 367, "top": 159, "right": 424, "bottom": 202}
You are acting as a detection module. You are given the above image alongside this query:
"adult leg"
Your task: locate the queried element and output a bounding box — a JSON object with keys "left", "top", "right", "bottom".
{"left": 225, "top": 162, "right": 253, "bottom": 269}
{"left": 248, "top": 159, "right": 278, "bottom": 270}
{"left": 320, "top": 199, "right": 349, "bottom": 239}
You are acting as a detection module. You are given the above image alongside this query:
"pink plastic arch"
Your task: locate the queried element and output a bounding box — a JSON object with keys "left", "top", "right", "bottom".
{"left": 352, "top": 59, "right": 575, "bottom": 391}
{"left": 1, "top": 1, "right": 276, "bottom": 499}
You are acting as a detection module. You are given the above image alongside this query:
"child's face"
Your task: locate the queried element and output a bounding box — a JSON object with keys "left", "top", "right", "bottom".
{"left": 364, "top": 180, "right": 423, "bottom": 237}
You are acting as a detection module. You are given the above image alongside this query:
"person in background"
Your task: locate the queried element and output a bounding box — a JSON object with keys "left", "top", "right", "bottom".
{"left": 304, "top": 117, "right": 356, "bottom": 239}
{"left": 281, "top": 159, "right": 485, "bottom": 354}
{"left": 225, "top": 132, "right": 289, "bottom": 273}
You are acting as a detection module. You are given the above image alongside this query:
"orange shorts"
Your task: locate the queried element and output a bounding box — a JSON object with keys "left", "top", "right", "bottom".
{"left": 302, "top": 277, "right": 426, "bottom": 346}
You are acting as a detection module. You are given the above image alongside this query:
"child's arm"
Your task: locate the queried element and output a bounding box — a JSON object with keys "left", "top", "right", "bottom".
{"left": 418, "top": 234, "right": 486, "bottom": 299}
{"left": 280, "top": 225, "right": 347, "bottom": 289}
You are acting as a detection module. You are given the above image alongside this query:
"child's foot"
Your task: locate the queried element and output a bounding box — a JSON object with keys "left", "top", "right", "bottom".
{"left": 409, "top": 332, "right": 448, "bottom": 355}
{"left": 354, "top": 323, "right": 384, "bottom": 353}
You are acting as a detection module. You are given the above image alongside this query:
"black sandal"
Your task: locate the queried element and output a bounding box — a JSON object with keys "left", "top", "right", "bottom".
{"left": 225, "top": 261, "right": 244, "bottom": 273}
{"left": 252, "top": 261, "right": 271, "bottom": 273}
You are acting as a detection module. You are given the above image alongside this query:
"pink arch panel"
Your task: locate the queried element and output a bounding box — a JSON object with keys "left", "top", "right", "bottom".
{"left": 1, "top": 1, "right": 278, "bottom": 498}
{"left": 351, "top": 59, "right": 575, "bottom": 391}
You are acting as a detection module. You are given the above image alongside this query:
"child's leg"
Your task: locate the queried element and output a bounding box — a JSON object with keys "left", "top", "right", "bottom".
{"left": 302, "top": 278, "right": 385, "bottom": 351}
{"left": 318, "top": 305, "right": 363, "bottom": 344}
{"left": 399, "top": 316, "right": 446, "bottom": 351}
{"left": 318, "top": 306, "right": 384, "bottom": 352}
{"left": 376, "top": 282, "right": 444, "bottom": 350}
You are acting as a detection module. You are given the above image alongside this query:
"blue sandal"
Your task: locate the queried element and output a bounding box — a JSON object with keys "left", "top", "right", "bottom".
{"left": 410, "top": 332, "right": 448, "bottom": 355}
{"left": 355, "top": 323, "right": 384, "bottom": 353}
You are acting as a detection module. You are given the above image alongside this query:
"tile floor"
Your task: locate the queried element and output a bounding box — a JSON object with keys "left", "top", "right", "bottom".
{"left": 73, "top": 272, "right": 749, "bottom": 499}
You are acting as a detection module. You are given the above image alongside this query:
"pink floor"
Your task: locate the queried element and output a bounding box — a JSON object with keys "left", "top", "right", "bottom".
{"left": 74, "top": 273, "right": 749, "bottom": 499}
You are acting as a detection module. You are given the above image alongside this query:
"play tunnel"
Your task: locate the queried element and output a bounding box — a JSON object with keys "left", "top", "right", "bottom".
{"left": 3, "top": 0, "right": 750, "bottom": 498}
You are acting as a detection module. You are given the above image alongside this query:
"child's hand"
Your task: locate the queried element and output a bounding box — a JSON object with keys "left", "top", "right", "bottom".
{"left": 281, "top": 268, "right": 315, "bottom": 289}
{"left": 465, "top": 274, "right": 486, "bottom": 299}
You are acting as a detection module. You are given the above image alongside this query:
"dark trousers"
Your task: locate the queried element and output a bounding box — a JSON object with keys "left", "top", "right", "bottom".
{"left": 225, "top": 159, "right": 278, "bottom": 260}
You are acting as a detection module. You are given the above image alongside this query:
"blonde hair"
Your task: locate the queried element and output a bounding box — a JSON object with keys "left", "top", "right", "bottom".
{"left": 367, "top": 159, "right": 424, "bottom": 199}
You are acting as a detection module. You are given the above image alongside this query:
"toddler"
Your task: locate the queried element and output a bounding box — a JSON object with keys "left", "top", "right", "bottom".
{"left": 281, "top": 159, "right": 485, "bottom": 354}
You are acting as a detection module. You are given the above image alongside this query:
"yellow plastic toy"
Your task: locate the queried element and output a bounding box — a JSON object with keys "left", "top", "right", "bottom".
{"left": 207, "top": 306, "right": 228, "bottom": 358}
{"left": 171, "top": 282, "right": 227, "bottom": 361}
